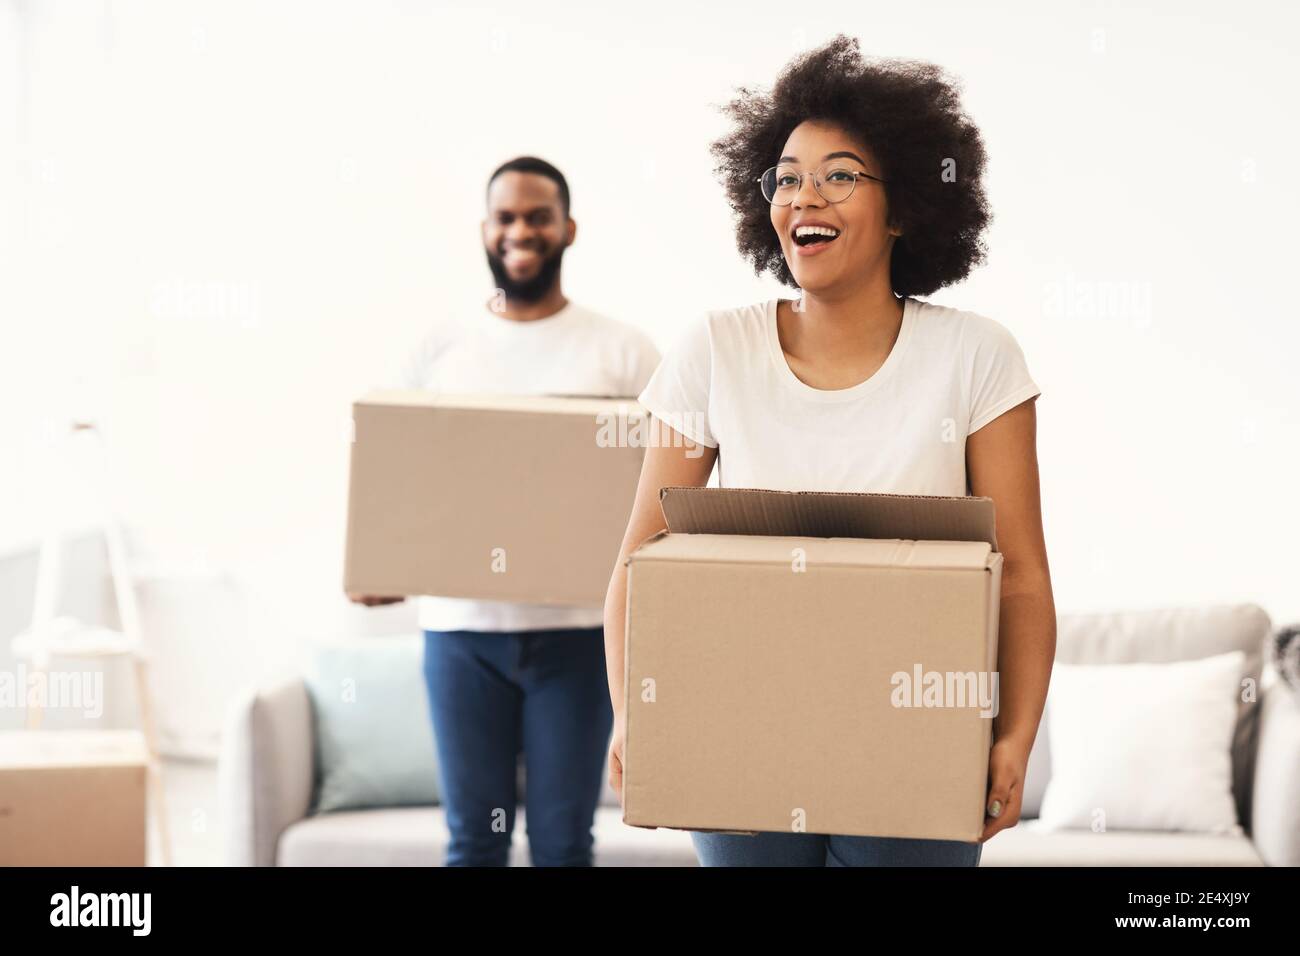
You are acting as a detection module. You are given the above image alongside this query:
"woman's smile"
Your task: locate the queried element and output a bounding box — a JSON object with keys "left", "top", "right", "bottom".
{"left": 791, "top": 221, "right": 843, "bottom": 256}
{"left": 792, "top": 229, "right": 841, "bottom": 256}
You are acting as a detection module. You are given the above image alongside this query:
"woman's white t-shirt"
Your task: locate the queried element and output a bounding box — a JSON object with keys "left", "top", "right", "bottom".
{"left": 637, "top": 297, "right": 1040, "bottom": 496}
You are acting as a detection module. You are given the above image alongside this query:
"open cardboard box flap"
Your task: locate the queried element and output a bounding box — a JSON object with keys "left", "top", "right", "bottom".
{"left": 659, "top": 486, "right": 997, "bottom": 550}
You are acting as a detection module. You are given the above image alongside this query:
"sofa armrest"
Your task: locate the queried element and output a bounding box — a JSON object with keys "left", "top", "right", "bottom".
{"left": 1250, "top": 671, "right": 1300, "bottom": 866}
{"left": 219, "top": 678, "right": 316, "bottom": 866}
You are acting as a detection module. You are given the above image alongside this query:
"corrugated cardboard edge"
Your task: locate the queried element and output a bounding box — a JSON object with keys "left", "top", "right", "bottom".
{"left": 342, "top": 400, "right": 363, "bottom": 594}
{"left": 352, "top": 390, "right": 647, "bottom": 414}
{"left": 971, "top": 550, "right": 1006, "bottom": 842}
{"left": 628, "top": 535, "right": 992, "bottom": 572}
{"left": 659, "top": 486, "right": 998, "bottom": 550}
{"left": 622, "top": 547, "right": 645, "bottom": 830}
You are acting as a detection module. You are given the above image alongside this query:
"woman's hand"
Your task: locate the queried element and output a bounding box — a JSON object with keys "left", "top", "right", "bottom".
{"left": 979, "top": 735, "right": 1032, "bottom": 843}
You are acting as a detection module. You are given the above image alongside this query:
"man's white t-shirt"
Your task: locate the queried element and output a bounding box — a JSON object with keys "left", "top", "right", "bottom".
{"left": 398, "top": 299, "right": 661, "bottom": 633}
{"left": 637, "top": 296, "right": 1040, "bottom": 496}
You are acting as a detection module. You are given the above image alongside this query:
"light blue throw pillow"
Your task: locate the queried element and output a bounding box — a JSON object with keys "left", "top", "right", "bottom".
{"left": 305, "top": 635, "right": 440, "bottom": 812}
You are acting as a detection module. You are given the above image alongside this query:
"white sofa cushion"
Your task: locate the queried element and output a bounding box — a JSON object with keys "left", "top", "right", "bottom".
{"left": 1037, "top": 651, "right": 1245, "bottom": 834}
{"left": 1021, "top": 604, "right": 1270, "bottom": 823}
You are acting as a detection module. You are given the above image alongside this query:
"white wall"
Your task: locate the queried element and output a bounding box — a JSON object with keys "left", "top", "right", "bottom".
{"left": 2, "top": 0, "right": 1297, "bottom": 753}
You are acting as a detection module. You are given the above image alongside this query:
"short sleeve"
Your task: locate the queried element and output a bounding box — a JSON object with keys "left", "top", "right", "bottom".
{"left": 622, "top": 330, "right": 663, "bottom": 397}
{"left": 394, "top": 320, "right": 459, "bottom": 390}
{"left": 637, "top": 314, "right": 717, "bottom": 448}
{"left": 965, "top": 315, "right": 1041, "bottom": 435}
{"left": 395, "top": 339, "right": 428, "bottom": 389}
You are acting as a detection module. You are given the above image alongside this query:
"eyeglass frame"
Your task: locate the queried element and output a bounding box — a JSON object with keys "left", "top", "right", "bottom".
{"left": 756, "top": 161, "right": 889, "bottom": 206}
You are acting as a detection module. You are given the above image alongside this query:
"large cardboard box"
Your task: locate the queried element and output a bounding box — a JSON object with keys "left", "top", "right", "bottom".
{"left": 0, "top": 730, "right": 148, "bottom": 866}
{"left": 344, "top": 392, "right": 647, "bottom": 606}
{"left": 623, "top": 486, "right": 1002, "bottom": 842}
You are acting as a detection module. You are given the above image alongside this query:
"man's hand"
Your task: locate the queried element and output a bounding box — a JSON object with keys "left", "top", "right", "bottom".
{"left": 607, "top": 714, "right": 626, "bottom": 806}
{"left": 347, "top": 593, "right": 405, "bottom": 607}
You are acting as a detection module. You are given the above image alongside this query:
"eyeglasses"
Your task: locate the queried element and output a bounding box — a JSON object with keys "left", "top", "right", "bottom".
{"left": 757, "top": 161, "right": 887, "bottom": 206}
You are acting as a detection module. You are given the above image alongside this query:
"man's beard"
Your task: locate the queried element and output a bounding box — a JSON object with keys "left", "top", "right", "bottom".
{"left": 485, "top": 243, "right": 565, "bottom": 304}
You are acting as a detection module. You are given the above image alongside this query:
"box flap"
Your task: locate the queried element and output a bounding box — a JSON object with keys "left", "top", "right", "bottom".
{"left": 631, "top": 533, "right": 994, "bottom": 571}
{"left": 660, "top": 486, "right": 997, "bottom": 549}
{"left": 0, "top": 730, "right": 149, "bottom": 769}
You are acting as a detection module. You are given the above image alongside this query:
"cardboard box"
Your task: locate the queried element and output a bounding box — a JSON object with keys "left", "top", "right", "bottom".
{"left": 344, "top": 392, "right": 647, "bottom": 606}
{"left": 0, "top": 730, "right": 148, "bottom": 866}
{"left": 623, "top": 487, "right": 1002, "bottom": 842}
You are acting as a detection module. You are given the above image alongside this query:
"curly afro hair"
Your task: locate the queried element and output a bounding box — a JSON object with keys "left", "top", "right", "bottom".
{"left": 711, "top": 35, "right": 992, "bottom": 298}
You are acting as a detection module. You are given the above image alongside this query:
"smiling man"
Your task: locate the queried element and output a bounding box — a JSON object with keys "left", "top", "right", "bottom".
{"left": 350, "top": 156, "right": 660, "bottom": 867}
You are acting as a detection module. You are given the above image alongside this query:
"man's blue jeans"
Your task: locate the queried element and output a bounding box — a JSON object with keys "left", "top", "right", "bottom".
{"left": 421, "top": 626, "right": 613, "bottom": 867}
{"left": 691, "top": 830, "right": 983, "bottom": 866}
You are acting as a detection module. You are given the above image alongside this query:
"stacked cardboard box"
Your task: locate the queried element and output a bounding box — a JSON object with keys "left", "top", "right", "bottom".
{"left": 0, "top": 730, "right": 148, "bottom": 866}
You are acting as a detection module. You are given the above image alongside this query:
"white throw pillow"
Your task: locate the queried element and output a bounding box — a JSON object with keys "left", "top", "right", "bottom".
{"left": 1037, "top": 650, "right": 1245, "bottom": 835}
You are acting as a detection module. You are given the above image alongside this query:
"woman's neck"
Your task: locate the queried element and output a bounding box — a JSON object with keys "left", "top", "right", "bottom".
{"left": 781, "top": 278, "right": 904, "bottom": 365}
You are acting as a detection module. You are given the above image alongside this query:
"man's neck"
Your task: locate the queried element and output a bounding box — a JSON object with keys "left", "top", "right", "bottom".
{"left": 488, "top": 286, "right": 570, "bottom": 322}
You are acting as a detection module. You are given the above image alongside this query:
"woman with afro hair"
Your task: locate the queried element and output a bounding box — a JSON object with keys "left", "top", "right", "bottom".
{"left": 603, "top": 35, "right": 1055, "bottom": 866}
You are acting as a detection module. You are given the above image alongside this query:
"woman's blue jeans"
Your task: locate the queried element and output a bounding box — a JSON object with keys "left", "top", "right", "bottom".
{"left": 691, "top": 830, "right": 983, "bottom": 867}
{"left": 422, "top": 626, "right": 613, "bottom": 867}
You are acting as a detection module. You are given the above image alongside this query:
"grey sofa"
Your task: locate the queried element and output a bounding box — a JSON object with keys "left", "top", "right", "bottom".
{"left": 220, "top": 603, "right": 1300, "bottom": 866}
